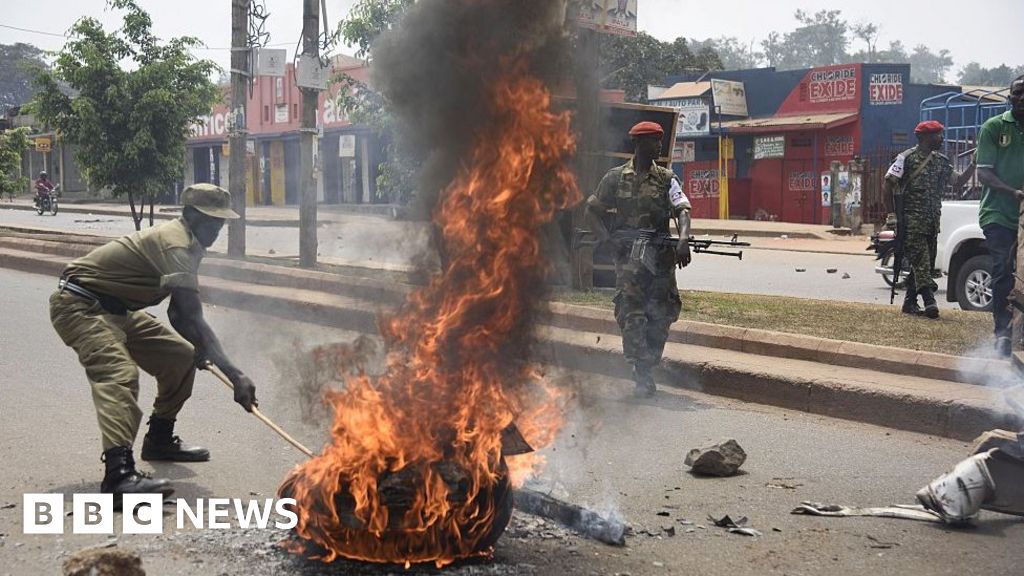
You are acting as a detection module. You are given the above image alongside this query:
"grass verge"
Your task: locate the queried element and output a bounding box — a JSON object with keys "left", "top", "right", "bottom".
{"left": 552, "top": 289, "right": 993, "bottom": 358}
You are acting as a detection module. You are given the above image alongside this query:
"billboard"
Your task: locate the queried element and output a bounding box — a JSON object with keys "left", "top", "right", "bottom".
{"left": 569, "top": 1, "right": 637, "bottom": 37}
{"left": 869, "top": 72, "right": 903, "bottom": 105}
{"left": 711, "top": 79, "right": 748, "bottom": 117}
{"left": 659, "top": 97, "right": 710, "bottom": 136}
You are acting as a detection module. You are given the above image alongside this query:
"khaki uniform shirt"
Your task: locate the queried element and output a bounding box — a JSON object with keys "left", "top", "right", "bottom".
{"left": 62, "top": 218, "right": 204, "bottom": 310}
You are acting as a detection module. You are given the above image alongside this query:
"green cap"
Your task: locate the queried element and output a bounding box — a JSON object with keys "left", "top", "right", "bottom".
{"left": 181, "top": 183, "right": 240, "bottom": 219}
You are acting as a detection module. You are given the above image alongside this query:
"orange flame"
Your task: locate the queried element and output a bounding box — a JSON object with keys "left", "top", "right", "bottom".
{"left": 280, "top": 59, "right": 579, "bottom": 567}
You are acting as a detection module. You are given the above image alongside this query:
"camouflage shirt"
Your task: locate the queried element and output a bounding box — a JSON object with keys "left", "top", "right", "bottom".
{"left": 885, "top": 146, "right": 954, "bottom": 218}
{"left": 586, "top": 159, "right": 690, "bottom": 232}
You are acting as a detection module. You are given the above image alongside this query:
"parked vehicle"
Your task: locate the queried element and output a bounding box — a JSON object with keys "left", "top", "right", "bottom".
{"left": 872, "top": 201, "right": 992, "bottom": 312}
{"left": 33, "top": 184, "right": 60, "bottom": 216}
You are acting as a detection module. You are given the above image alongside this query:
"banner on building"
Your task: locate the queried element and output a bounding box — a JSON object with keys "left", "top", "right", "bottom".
{"left": 753, "top": 135, "right": 785, "bottom": 160}
{"left": 825, "top": 135, "right": 854, "bottom": 156}
{"left": 679, "top": 141, "right": 695, "bottom": 162}
{"left": 711, "top": 79, "right": 748, "bottom": 117}
{"left": 671, "top": 98, "right": 710, "bottom": 136}
{"left": 869, "top": 72, "right": 903, "bottom": 105}
{"left": 568, "top": 1, "right": 637, "bottom": 36}
{"left": 686, "top": 168, "right": 720, "bottom": 199}
{"left": 275, "top": 104, "right": 289, "bottom": 124}
{"left": 821, "top": 173, "right": 832, "bottom": 206}
{"left": 808, "top": 66, "right": 858, "bottom": 104}
{"left": 339, "top": 134, "right": 356, "bottom": 158}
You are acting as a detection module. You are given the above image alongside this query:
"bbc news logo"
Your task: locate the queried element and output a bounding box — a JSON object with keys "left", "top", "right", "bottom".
{"left": 23, "top": 494, "right": 298, "bottom": 534}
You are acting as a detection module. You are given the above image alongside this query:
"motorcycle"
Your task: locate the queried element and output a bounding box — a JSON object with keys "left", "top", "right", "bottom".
{"left": 868, "top": 225, "right": 904, "bottom": 288}
{"left": 34, "top": 184, "right": 60, "bottom": 216}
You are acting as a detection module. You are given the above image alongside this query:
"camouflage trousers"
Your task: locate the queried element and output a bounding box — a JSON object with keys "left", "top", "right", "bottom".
{"left": 903, "top": 213, "right": 939, "bottom": 294}
{"left": 49, "top": 290, "right": 197, "bottom": 451}
{"left": 613, "top": 262, "right": 682, "bottom": 370}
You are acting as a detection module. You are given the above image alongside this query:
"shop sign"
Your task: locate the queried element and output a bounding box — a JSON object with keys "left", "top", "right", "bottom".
{"left": 788, "top": 171, "right": 814, "bottom": 191}
{"left": 665, "top": 98, "right": 709, "bottom": 136}
{"left": 339, "top": 134, "right": 356, "bottom": 158}
{"left": 275, "top": 104, "right": 289, "bottom": 123}
{"left": 686, "top": 168, "right": 720, "bottom": 199}
{"left": 34, "top": 137, "right": 52, "bottom": 152}
{"left": 753, "top": 135, "right": 785, "bottom": 160}
{"left": 711, "top": 79, "right": 748, "bottom": 116}
{"left": 825, "top": 135, "right": 854, "bottom": 156}
{"left": 869, "top": 72, "right": 903, "bottom": 105}
{"left": 808, "top": 66, "right": 857, "bottom": 103}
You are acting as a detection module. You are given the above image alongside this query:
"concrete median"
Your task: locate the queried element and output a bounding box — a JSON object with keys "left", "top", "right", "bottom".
{"left": 1, "top": 228, "right": 1019, "bottom": 441}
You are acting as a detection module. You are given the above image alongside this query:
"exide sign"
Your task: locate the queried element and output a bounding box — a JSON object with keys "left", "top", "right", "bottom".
{"left": 807, "top": 67, "right": 858, "bottom": 103}
{"left": 869, "top": 73, "right": 903, "bottom": 105}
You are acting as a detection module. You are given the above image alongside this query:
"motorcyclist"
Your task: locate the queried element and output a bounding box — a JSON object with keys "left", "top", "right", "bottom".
{"left": 35, "top": 171, "right": 55, "bottom": 198}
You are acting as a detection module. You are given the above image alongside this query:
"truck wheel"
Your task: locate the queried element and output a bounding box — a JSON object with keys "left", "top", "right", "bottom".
{"left": 956, "top": 254, "right": 993, "bottom": 312}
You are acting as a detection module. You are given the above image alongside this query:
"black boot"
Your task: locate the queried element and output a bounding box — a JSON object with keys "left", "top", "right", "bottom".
{"left": 141, "top": 417, "right": 210, "bottom": 462}
{"left": 101, "top": 446, "right": 173, "bottom": 504}
{"left": 920, "top": 288, "right": 940, "bottom": 319}
{"left": 901, "top": 286, "right": 922, "bottom": 316}
{"left": 632, "top": 364, "right": 656, "bottom": 398}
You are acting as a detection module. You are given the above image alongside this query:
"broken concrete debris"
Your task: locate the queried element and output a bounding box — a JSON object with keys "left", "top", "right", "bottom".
{"left": 63, "top": 547, "right": 145, "bottom": 576}
{"left": 707, "top": 514, "right": 762, "bottom": 537}
{"left": 685, "top": 438, "right": 747, "bottom": 477}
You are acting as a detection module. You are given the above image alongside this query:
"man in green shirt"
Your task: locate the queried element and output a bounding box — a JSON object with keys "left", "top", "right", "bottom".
{"left": 977, "top": 75, "right": 1024, "bottom": 356}
{"left": 50, "top": 183, "right": 258, "bottom": 503}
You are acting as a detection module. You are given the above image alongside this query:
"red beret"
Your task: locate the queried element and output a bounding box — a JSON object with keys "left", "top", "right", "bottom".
{"left": 629, "top": 121, "right": 664, "bottom": 137}
{"left": 914, "top": 120, "right": 944, "bottom": 134}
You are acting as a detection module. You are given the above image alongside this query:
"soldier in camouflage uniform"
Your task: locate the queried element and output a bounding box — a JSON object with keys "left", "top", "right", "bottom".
{"left": 885, "top": 120, "right": 974, "bottom": 319}
{"left": 584, "top": 121, "right": 692, "bottom": 397}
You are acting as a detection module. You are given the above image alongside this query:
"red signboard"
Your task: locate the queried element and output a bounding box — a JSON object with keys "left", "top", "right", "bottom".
{"left": 778, "top": 64, "right": 862, "bottom": 115}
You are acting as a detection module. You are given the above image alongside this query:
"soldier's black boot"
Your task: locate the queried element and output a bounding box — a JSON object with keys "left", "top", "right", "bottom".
{"left": 101, "top": 446, "right": 173, "bottom": 505}
{"left": 632, "top": 364, "right": 656, "bottom": 398}
{"left": 141, "top": 417, "right": 210, "bottom": 462}
{"left": 901, "top": 286, "right": 923, "bottom": 316}
{"left": 920, "top": 288, "right": 940, "bottom": 320}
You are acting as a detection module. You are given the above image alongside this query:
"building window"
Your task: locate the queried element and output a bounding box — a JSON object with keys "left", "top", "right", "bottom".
{"left": 293, "top": 103, "right": 298, "bottom": 119}
{"left": 263, "top": 106, "right": 269, "bottom": 122}
{"left": 275, "top": 77, "right": 283, "bottom": 101}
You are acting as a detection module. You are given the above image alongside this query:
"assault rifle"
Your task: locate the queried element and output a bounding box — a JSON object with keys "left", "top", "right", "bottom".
{"left": 574, "top": 228, "right": 748, "bottom": 274}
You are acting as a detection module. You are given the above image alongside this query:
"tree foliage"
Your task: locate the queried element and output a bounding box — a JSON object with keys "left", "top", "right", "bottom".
{"left": 29, "top": 0, "right": 218, "bottom": 229}
{"left": 0, "top": 43, "right": 49, "bottom": 115}
{"left": 600, "top": 33, "right": 722, "bottom": 103}
{"left": 340, "top": 0, "right": 415, "bottom": 59}
{"left": 0, "top": 128, "right": 31, "bottom": 200}
{"left": 958, "top": 63, "right": 1024, "bottom": 87}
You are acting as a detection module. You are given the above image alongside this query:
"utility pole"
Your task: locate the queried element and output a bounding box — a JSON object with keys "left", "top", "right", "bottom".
{"left": 298, "top": 0, "right": 319, "bottom": 268}
{"left": 227, "top": 0, "right": 248, "bottom": 257}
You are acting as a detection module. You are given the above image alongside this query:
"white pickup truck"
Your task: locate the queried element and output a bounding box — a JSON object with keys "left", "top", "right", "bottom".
{"left": 936, "top": 200, "right": 992, "bottom": 311}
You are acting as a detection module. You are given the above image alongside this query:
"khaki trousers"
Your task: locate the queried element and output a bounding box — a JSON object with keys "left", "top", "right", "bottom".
{"left": 49, "top": 291, "right": 196, "bottom": 450}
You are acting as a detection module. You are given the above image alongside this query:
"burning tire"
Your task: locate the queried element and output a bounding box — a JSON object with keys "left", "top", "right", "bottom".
{"left": 279, "top": 456, "right": 513, "bottom": 566}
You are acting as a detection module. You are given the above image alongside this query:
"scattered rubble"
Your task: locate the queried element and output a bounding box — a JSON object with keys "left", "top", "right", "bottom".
{"left": 826, "top": 268, "right": 838, "bottom": 274}
{"left": 795, "top": 268, "right": 806, "bottom": 272}
{"left": 63, "top": 547, "right": 145, "bottom": 576}
{"left": 842, "top": 272, "right": 851, "bottom": 279}
{"left": 685, "top": 438, "right": 747, "bottom": 477}
{"left": 707, "top": 514, "right": 761, "bottom": 537}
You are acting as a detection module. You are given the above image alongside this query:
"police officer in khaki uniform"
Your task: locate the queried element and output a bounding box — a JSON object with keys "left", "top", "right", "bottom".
{"left": 50, "top": 183, "right": 257, "bottom": 502}
{"left": 584, "top": 121, "right": 692, "bottom": 397}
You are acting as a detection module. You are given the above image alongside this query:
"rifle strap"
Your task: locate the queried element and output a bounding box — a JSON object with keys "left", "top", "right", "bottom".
{"left": 899, "top": 152, "right": 934, "bottom": 196}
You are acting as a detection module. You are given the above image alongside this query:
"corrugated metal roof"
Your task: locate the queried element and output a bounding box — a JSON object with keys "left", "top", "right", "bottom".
{"left": 652, "top": 81, "right": 711, "bottom": 101}
{"left": 721, "top": 111, "right": 857, "bottom": 133}
{"left": 959, "top": 85, "right": 1010, "bottom": 102}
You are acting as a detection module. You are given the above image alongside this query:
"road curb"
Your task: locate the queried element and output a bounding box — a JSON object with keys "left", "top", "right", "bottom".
{"left": 2, "top": 238, "right": 1019, "bottom": 441}
{"left": 0, "top": 230, "right": 1007, "bottom": 389}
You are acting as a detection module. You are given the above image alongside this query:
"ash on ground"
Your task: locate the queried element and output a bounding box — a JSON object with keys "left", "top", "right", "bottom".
{"left": 135, "top": 511, "right": 584, "bottom": 576}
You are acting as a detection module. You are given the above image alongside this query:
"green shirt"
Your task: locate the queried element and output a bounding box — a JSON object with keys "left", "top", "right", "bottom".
{"left": 62, "top": 218, "right": 204, "bottom": 310}
{"left": 977, "top": 110, "right": 1024, "bottom": 231}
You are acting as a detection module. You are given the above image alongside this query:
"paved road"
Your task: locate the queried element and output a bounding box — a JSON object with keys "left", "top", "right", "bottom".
{"left": 1, "top": 268, "right": 1019, "bottom": 575}
{"left": 2, "top": 206, "right": 957, "bottom": 309}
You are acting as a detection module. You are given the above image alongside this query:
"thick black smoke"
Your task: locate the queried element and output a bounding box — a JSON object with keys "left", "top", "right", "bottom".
{"left": 371, "top": 0, "right": 572, "bottom": 220}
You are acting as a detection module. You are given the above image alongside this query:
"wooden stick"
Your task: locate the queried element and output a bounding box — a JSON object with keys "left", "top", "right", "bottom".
{"left": 205, "top": 362, "right": 315, "bottom": 458}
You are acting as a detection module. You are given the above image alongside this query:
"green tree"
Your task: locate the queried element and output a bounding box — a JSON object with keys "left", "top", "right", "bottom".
{"left": 958, "top": 62, "right": 1024, "bottom": 87}
{"left": 691, "top": 37, "right": 762, "bottom": 70}
{"left": 0, "top": 128, "right": 31, "bottom": 201}
{"left": 774, "top": 9, "right": 849, "bottom": 69}
{"left": 0, "top": 43, "right": 49, "bottom": 115}
{"left": 332, "top": 0, "right": 416, "bottom": 204}
{"left": 600, "top": 33, "right": 721, "bottom": 102}
{"left": 908, "top": 45, "right": 954, "bottom": 84}
{"left": 29, "top": 0, "right": 218, "bottom": 230}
